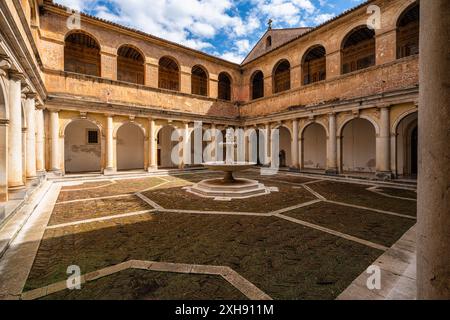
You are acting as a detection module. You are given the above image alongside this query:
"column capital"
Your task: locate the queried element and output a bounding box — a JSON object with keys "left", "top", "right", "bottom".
{"left": 0, "top": 56, "right": 12, "bottom": 77}
{"left": 8, "top": 70, "right": 25, "bottom": 82}
{"left": 48, "top": 108, "right": 60, "bottom": 113}
{"left": 376, "top": 104, "right": 391, "bottom": 110}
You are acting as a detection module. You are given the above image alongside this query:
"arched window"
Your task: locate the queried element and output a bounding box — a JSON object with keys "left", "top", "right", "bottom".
{"left": 64, "top": 31, "right": 101, "bottom": 77}
{"left": 273, "top": 60, "right": 290, "bottom": 93}
{"left": 397, "top": 3, "right": 419, "bottom": 59}
{"left": 302, "top": 45, "right": 326, "bottom": 85}
{"left": 218, "top": 72, "right": 232, "bottom": 101}
{"left": 117, "top": 45, "right": 145, "bottom": 85}
{"left": 191, "top": 65, "right": 208, "bottom": 96}
{"left": 250, "top": 71, "right": 264, "bottom": 100}
{"left": 341, "top": 27, "right": 375, "bottom": 74}
{"left": 266, "top": 36, "right": 272, "bottom": 49}
{"left": 158, "top": 57, "right": 180, "bottom": 91}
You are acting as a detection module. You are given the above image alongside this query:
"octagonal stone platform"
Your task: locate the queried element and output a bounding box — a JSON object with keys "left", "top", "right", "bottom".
{"left": 184, "top": 178, "right": 270, "bottom": 200}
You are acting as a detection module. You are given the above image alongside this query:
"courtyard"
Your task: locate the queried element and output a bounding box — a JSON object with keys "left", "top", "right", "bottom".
{"left": 0, "top": 170, "right": 417, "bottom": 300}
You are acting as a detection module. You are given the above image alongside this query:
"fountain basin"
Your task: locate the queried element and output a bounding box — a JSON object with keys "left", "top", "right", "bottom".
{"left": 184, "top": 162, "right": 271, "bottom": 200}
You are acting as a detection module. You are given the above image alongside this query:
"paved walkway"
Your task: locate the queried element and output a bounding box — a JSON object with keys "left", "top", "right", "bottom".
{"left": 0, "top": 170, "right": 418, "bottom": 300}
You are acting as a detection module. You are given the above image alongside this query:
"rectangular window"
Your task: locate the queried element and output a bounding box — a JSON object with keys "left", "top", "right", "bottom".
{"left": 87, "top": 130, "right": 99, "bottom": 144}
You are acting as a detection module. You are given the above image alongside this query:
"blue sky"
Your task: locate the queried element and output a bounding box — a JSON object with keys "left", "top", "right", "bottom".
{"left": 55, "top": 0, "right": 366, "bottom": 63}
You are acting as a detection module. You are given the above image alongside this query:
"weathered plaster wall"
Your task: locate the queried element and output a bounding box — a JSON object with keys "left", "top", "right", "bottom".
{"left": 116, "top": 123, "right": 145, "bottom": 170}
{"left": 342, "top": 118, "right": 376, "bottom": 172}
{"left": 303, "top": 123, "right": 327, "bottom": 169}
{"left": 64, "top": 119, "right": 102, "bottom": 173}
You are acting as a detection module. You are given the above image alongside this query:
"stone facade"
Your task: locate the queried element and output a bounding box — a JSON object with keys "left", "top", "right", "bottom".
{"left": 0, "top": 0, "right": 420, "bottom": 204}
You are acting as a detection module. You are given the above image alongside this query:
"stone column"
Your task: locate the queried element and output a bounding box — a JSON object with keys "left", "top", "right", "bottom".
{"left": 211, "top": 123, "right": 217, "bottom": 162}
{"left": 417, "top": 0, "right": 450, "bottom": 300}
{"left": 376, "top": 106, "right": 392, "bottom": 179}
{"left": 35, "top": 108, "right": 45, "bottom": 174}
{"left": 291, "top": 119, "right": 299, "bottom": 169}
{"left": 24, "top": 94, "right": 37, "bottom": 179}
{"left": 7, "top": 73, "right": 24, "bottom": 189}
{"left": 50, "top": 110, "right": 61, "bottom": 174}
{"left": 265, "top": 123, "right": 271, "bottom": 165}
{"left": 148, "top": 118, "right": 157, "bottom": 171}
{"left": 22, "top": 127, "right": 27, "bottom": 184}
{"left": 104, "top": 114, "right": 115, "bottom": 175}
{"left": 326, "top": 113, "right": 338, "bottom": 174}
{"left": 0, "top": 119, "right": 7, "bottom": 202}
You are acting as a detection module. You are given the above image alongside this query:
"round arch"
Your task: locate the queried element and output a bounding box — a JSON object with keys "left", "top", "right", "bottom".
{"left": 191, "top": 64, "right": 209, "bottom": 97}
{"left": 272, "top": 59, "right": 291, "bottom": 94}
{"left": 218, "top": 72, "right": 232, "bottom": 101}
{"left": 393, "top": 110, "right": 418, "bottom": 177}
{"left": 64, "top": 119, "right": 103, "bottom": 173}
{"left": 116, "top": 122, "right": 145, "bottom": 171}
{"left": 396, "top": 1, "right": 419, "bottom": 59}
{"left": 276, "top": 125, "right": 292, "bottom": 168}
{"left": 338, "top": 115, "right": 380, "bottom": 137}
{"left": 158, "top": 56, "right": 181, "bottom": 91}
{"left": 64, "top": 30, "right": 101, "bottom": 77}
{"left": 250, "top": 70, "right": 264, "bottom": 100}
{"left": 117, "top": 44, "right": 145, "bottom": 84}
{"left": 340, "top": 25, "right": 376, "bottom": 74}
{"left": 302, "top": 122, "right": 327, "bottom": 170}
{"left": 340, "top": 117, "right": 377, "bottom": 173}
{"left": 301, "top": 45, "right": 327, "bottom": 85}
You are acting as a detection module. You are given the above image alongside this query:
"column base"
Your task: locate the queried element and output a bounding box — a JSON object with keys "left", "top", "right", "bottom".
{"left": 0, "top": 204, "right": 5, "bottom": 222}
{"left": 47, "top": 170, "right": 63, "bottom": 178}
{"left": 376, "top": 171, "right": 394, "bottom": 180}
{"left": 26, "top": 175, "right": 38, "bottom": 181}
{"left": 103, "top": 167, "right": 116, "bottom": 176}
{"left": 289, "top": 166, "right": 300, "bottom": 172}
{"left": 8, "top": 183, "right": 26, "bottom": 191}
{"left": 325, "top": 168, "right": 339, "bottom": 175}
{"left": 147, "top": 165, "right": 157, "bottom": 173}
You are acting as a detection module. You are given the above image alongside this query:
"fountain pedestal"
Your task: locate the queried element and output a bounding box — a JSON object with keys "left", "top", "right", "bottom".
{"left": 184, "top": 162, "right": 271, "bottom": 200}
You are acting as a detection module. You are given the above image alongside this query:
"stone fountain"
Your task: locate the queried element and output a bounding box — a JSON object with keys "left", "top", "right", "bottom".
{"left": 185, "top": 129, "right": 271, "bottom": 200}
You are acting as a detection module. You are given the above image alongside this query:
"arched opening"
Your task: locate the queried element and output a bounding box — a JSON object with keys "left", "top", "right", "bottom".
{"left": 64, "top": 119, "right": 102, "bottom": 173}
{"left": 117, "top": 45, "right": 145, "bottom": 85}
{"left": 64, "top": 31, "right": 101, "bottom": 77}
{"left": 302, "top": 123, "right": 326, "bottom": 170}
{"left": 157, "top": 125, "right": 177, "bottom": 168}
{"left": 278, "top": 126, "right": 292, "bottom": 168}
{"left": 116, "top": 123, "right": 145, "bottom": 171}
{"left": 273, "top": 60, "right": 291, "bottom": 93}
{"left": 341, "top": 118, "right": 376, "bottom": 173}
{"left": 191, "top": 65, "right": 208, "bottom": 96}
{"left": 158, "top": 57, "right": 180, "bottom": 91}
{"left": 302, "top": 45, "right": 326, "bottom": 85}
{"left": 341, "top": 27, "right": 375, "bottom": 74}
{"left": 396, "top": 112, "right": 418, "bottom": 178}
{"left": 397, "top": 2, "right": 420, "bottom": 59}
{"left": 266, "top": 36, "right": 272, "bottom": 49}
{"left": 250, "top": 71, "right": 264, "bottom": 100}
{"left": 218, "top": 72, "right": 232, "bottom": 101}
